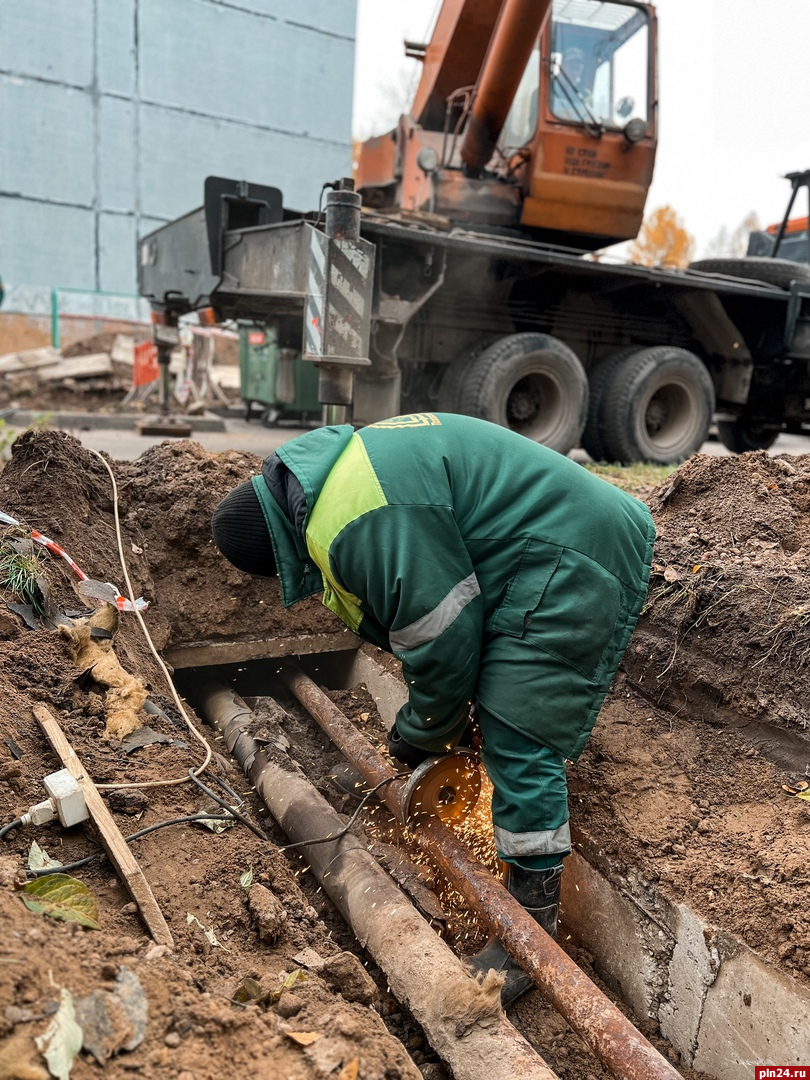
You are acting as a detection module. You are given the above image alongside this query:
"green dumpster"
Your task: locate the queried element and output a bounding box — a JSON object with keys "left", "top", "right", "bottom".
{"left": 239, "top": 321, "right": 321, "bottom": 423}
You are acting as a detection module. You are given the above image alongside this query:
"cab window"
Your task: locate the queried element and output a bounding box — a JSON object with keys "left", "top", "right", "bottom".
{"left": 549, "top": 0, "right": 650, "bottom": 130}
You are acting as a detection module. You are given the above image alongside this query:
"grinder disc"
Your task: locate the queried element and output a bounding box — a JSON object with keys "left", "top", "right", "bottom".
{"left": 400, "top": 749, "right": 482, "bottom": 824}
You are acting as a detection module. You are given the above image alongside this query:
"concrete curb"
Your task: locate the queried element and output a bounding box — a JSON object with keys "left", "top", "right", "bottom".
{"left": 4, "top": 409, "right": 227, "bottom": 432}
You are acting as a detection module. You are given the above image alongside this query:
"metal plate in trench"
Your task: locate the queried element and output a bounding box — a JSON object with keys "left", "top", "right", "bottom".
{"left": 400, "top": 750, "right": 482, "bottom": 824}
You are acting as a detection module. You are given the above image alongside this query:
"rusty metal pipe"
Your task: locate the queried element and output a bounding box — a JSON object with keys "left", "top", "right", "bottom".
{"left": 460, "top": 0, "right": 552, "bottom": 172}
{"left": 194, "top": 679, "right": 560, "bottom": 1080}
{"left": 280, "top": 663, "right": 681, "bottom": 1080}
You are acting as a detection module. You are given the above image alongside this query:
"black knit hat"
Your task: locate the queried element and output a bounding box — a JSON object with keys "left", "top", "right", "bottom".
{"left": 211, "top": 480, "right": 277, "bottom": 577}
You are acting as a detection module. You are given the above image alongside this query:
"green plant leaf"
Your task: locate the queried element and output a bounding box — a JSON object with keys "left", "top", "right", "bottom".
{"left": 266, "top": 968, "right": 306, "bottom": 1005}
{"left": 22, "top": 874, "right": 101, "bottom": 930}
{"left": 239, "top": 867, "right": 253, "bottom": 890}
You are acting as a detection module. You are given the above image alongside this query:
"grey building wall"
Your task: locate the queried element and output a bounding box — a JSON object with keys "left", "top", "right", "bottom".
{"left": 0, "top": 0, "right": 356, "bottom": 298}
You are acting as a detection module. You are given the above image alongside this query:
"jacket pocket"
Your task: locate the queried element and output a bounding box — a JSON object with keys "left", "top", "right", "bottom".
{"left": 487, "top": 538, "right": 562, "bottom": 638}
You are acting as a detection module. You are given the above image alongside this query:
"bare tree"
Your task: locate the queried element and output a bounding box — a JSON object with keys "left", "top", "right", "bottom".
{"left": 703, "top": 211, "right": 762, "bottom": 259}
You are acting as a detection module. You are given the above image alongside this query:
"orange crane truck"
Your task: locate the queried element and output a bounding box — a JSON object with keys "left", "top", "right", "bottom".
{"left": 139, "top": 0, "right": 810, "bottom": 461}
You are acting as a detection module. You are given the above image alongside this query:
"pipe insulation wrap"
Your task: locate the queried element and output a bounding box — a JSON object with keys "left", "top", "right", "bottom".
{"left": 277, "top": 665, "right": 683, "bottom": 1080}
{"left": 195, "top": 681, "right": 559, "bottom": 1080}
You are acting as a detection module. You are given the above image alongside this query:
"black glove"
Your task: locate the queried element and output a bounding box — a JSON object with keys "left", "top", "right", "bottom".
{"left": 387, "top": 722, "right": 434, "bottom": 769}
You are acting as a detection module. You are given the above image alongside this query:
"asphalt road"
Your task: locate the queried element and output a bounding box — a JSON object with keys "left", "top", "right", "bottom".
{"left": 53, "top": 416, "right": 810, "bottom": 463}
{"left": 70, "top": 418, "right": 313, "bottom": 461}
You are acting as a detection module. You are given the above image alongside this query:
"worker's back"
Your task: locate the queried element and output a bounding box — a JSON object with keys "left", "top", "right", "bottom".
{"left": 355, "top": 412, "right": 652, "bottom": 606}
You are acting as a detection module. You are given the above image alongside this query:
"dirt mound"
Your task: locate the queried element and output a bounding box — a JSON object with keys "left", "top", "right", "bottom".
{"left": 573, "top": 451, "right": 810, "bottom": 980}
{"left": 629, "top": 450, "right": 810, "bottom": 764}
{"left": 60, "top": 332, "right": 125, "bottom": 359}
{"left": 0, "top": 430, "right": 341, "bottom": 657}
{"left": 0, "top": 434, "right": 417, "bottom": 1080}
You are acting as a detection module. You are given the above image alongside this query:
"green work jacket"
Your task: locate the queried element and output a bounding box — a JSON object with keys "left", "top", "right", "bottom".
{"left": 252, "top": 412, "right": 655, "bottom": 759}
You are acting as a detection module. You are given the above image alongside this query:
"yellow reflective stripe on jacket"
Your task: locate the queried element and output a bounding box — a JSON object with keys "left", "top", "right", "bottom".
{"left": 305, "top": 433, "right": 387, "bottom": 632}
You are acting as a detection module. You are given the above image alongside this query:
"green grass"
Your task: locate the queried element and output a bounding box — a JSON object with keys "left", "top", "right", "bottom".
{"left": 582, "top": 460, "right": 678, "bottom": 498}
{"left": 0, "top": 533, "right": 46, "bottom": 614}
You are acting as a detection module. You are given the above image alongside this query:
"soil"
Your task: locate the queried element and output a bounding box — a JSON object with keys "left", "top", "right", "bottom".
{"left": 603, "top": 451, "right": 810, "bottom": 979}
{"left": 0, "top": 433, "right": 809, "bottom": 1079}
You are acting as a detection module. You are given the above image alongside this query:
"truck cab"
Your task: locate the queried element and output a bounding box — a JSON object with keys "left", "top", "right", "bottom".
{"left": 356, "top": 0, "right": 657, "bottom": 249}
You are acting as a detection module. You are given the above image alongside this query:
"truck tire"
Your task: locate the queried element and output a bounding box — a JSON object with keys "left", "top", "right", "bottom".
{"left": 716, "top": 418, "right": 779, "bottom": 453}
{"left": 580, "top": 347, "right": 638, "bottom": 462}
{"left": 437, "top": 337, "right": 499, "bottom": 413}
{"left": 600, "top": 346, "right": 715, "bottom": 464}
{"left": 689, "top": 257, "right": 810, "bottom": 289}
{"left": 455, "top": 333, "right": 588, "bottom": 454}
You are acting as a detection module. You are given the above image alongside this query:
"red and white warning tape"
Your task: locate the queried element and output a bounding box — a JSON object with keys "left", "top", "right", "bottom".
{"left": 0, "top": 510, "right": 148, "bottom": 612}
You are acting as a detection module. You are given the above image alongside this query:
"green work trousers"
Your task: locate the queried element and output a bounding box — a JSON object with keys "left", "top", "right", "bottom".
{"left": 477, "top": 702, "right": 570, "bottom": 870}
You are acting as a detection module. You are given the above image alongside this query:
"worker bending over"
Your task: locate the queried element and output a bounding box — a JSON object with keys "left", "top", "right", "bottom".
{"left": 211, "top": 412, "right": 655, "bottom": 1006}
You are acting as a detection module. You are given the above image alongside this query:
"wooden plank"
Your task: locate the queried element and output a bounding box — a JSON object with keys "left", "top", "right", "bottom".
{"left": 111, "top": 335, "right": 135, "bottom": 365}
{"left": 164, "top": 631, "right": 360, "bottom": 669}
{"left": 33, "top": 704, "right": 174, "bottom": 948}
{"left": 0, "top": 346, "right": 61, "bottom": 374}
{"left": 36, "top": 353, "right": 113, "bottom": 381}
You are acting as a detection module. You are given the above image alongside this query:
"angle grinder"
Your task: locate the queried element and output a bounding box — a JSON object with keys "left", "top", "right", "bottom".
{"left": 399, "top": 748, "right": 482, "bottom": 824}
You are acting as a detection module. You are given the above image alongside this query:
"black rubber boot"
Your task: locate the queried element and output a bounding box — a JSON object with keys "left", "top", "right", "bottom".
{"left": 468, "top": 862, "right": 563, "bottom": 1008}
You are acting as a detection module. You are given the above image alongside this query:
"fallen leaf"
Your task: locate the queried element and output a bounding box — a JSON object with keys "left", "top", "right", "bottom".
{"left": 130, "top": 543, "right": 143, "bottom": 555}
{"left": 663, "top": 566, "right": 680, "bottom": 582}
{"left": 193, "top": 810, "right": 236, "bottom": 834}
{"left": 337, "top": 1060, "right": 360, "bottom": 1080}
{"left": 239, "top": 868, "right": 254, "bottom": 890}
{"left": 22, "top": 875, "right": 100, "bottom": 930}
{"left": 231, "top": 976, "right": 264, "bottom": 1005}
{"left": 186, "top": 912, "right": 230, "bottom": 951}
{"left": 284, "top": 1031, "right": 322, "bottom": 1046}
{"left": 281, "top": 969, "right": 306, "bottom": 992}
{"left": 35, "top": 988, "right": 83, "bottom": 1080}
{"left": 27, "top": 841, "right": 63, "bottom": 871}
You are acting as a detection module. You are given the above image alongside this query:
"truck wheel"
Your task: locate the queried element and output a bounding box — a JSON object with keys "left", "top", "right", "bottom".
{"left": 689, "top": 257, "right": 810, "bottom": 289}
{"left": 600, "top": 347, "right": 715, "bottom": 464}
{"left": 716, "top": 418, "right": 779, "bottom": 453}
{"left": 580, "top": 347, "right": 638, "bottom": 462}
{"left": 455, "top": 333, "right": 588, "bottom": 454}
{"left": 437, "top": 337, "right": 499, "bottom": 412}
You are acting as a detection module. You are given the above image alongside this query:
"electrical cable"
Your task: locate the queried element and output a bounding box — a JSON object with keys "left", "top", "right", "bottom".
{"left": 17, "top": 773, "right": 408, "bottom": 875}
{"left": 87, "top": 448, "right": 213, "bottom": 790}
{"left": 277, "top": 774, "right": 405, "bottom": 853}
{"left": 0, "top": 819, "right": 23, "bottom": 841}
{"left": 187, "top": 769, "right": 267, "bottom": 840}
{"left": 25, "top": 812, "right": 240, "bottom": 877}
{"left": 34, "top": 455, "right": 404, "bottom": 856}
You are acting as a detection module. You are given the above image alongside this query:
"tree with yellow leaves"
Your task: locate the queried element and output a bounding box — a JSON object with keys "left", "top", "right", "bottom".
{"left": 628, "top": 205, "right": 695, "bottom": 269}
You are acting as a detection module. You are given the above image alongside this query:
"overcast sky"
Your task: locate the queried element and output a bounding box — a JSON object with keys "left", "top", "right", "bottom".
{"left": 352, "top": 0, "right": 810, "bottom": 257}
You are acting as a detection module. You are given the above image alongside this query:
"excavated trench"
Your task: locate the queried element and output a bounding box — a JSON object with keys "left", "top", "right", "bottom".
{"left": 1, "top": 431, "right": 810, "bottom": 1080}
{"left": 172, "top": 641, "right": 810, "bottom": 1080}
